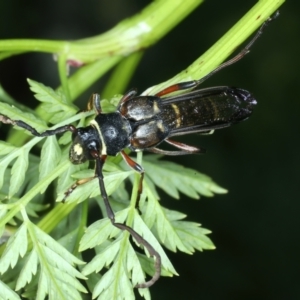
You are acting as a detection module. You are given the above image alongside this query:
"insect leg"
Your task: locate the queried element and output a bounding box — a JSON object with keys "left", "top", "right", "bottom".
{"left": 86, "top": 93, "right": 102, "bottom": 114}
{"left": 92, "top": 151, "right": 161, "bottom": 288}
{"left": 154, "top": 11, "right": 279, "bottom": 98}
{"left": 86, "top": 89, "right": 138, "bottom": 114}
{"left": 0, "top": 114, "right": 76, "bottom": 136}
{"left": 114, "top": 221, "right": 161, "bottom": 289}
{"left": 147, "top": 139, "right": 206, "bottom": 156}
{"left": 165, "top": 139, "right": 206, "bottom": 154}
{"left": 62, "top": 176, "right": 97, "bottom": 203}
{"left": 147, "top": 147, "right": 188, "bottom": 155}
{"left": 118, "top": 88, "right": 138, "bottom": 105}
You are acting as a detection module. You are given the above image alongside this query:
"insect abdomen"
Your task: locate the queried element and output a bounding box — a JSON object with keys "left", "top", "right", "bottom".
{"left": 161, "top": 87, "right": 256, "bottom": 135}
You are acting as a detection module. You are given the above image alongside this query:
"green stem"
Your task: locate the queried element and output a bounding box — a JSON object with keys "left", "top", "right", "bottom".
{"left": 101, "top": 51, "right": 144, "bottom": 99}
{"left": 0, "top": 0, "right": 203, "bottom": 64}
{"left": 145, "top": 0, "right": 285, "bottom": 96}
{"left": 57, "top": 53, "right": 71, "bottom": 102}
{"left": 0, "top": 161, "right": 70, "bottom": 229}
{"left": 126, "top": 152, "right": 143, "bottom": 228}
{"left": 73, "top": 201, "right": 88, "bottom": 256}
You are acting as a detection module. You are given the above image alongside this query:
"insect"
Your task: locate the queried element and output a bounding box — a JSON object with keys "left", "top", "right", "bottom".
{"left": 0, "top": 12, "right": 278, "bottom": 288}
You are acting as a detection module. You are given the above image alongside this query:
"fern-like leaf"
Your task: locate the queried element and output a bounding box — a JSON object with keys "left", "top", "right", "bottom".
{"left": 0, "top": 279, "right": 21, "bottom": 300}
{"left": 27, "top": 79, "right": 77, "bottom": 124}
{"left": 164, "top": 208, "right": 215, "bottom": 252}
{"left": 143, "top": 180, "right": 215, "bottom": 253}
{"left": 0, "top": 223, "right": 27, "bottom": 273}
{"left": 15, "top": 221, "right": 87, "bottom": 299}
{"left": 39, "top": 135, "right": 62, "bottom": 193}
{"left": 144, "top": 155, "right": 227, "bottom": 199}
{"left": 9, "top": 148, "right": 29, "bottom": 196}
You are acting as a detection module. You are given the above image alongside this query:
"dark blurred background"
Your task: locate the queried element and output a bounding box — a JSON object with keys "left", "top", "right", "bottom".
{"left": 0, "top": 1, "right": 298, "bottom": 299}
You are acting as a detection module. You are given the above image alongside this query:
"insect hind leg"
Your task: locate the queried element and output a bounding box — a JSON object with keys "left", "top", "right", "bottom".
{"left": 165, "top": 139, "right": 206, "bottom": 154}
{"left": 147, "top": 139, "right": 206, "bottom": 155}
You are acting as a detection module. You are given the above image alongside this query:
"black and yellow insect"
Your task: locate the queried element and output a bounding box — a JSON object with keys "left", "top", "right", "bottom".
{"left": 0, "top": 12, "right": 278, "bottom": 288}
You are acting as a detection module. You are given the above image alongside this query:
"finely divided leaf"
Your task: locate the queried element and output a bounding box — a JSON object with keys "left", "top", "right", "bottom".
{"left": 25, "top": 222, "right": 87, "bottom": 299}
{"left": 57, "top": 162, "right": 86, "bottom": 195}
{"left": 79, "top": 209, "right": 128, "bottom": 251}
{"left": 29, "top": 223, "right": 84, "bottom": 266}
{"left": 0, "top": 223, "right": 28, "bottom": 273}
{"left": 143, "top": 184, "right": 190, "bottom": 253}
{"left": 27, "top": 79, "right": 77, "bottom": 123}
{"left": 0, "top": 280, "right": 21, "bottom": 300}
{"left": 164, "top": 208, "right": 215, "bottom": 252}
{"left": 57, "top": 167, "right": 132, "bottom": 203}
{"left": 91, "top": 237, "right": 135, "bottom": 300}
{"left": 81, "top": 208, "right": 175, "bottom": 299}
{"left": 16, "top": 250, "right": 38, "bottom": 290}
{"left": 132, "top": 211, "right": 176, "bottom": 275}
{"left": 9, "top": 148, "right": 29, "bottom": 196}
{"left": 143, "top": 181, "right": 215, "bottom": 253}
{"left": 143, "top": 155, "right": 227, "bottom": 199}
{"left": 82, "top": 238, "right": 122, "bottom": 275}
{"left": 0, "top": 141, "right": 17, "bottom": 156}
{"left": 126, "top": 245, "right": 150, "bottom": 291}
{"left": 0, "top": 154, "right": 12, "bottom": 190}
{"left": 0, "top": 140, "right": 37, "bottom": 193}
{"left": 39, "top": 135, "right": 62, "bottom": 192}
{"left": 37, "top": 269, "right": 84, "bottom": 300}
{"left": 173, "top": 220, "right": 215, "bottom": 251}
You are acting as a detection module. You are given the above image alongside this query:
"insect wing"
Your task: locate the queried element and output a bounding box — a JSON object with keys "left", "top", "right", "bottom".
{"left": 160, "top": 86, "right": 257, "bottom": 136}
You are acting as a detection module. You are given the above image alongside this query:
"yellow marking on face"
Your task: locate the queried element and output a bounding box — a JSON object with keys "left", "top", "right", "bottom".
{"left": 171, "top": 103, "right": 181, "bottom": 128}
{"left": 73, "top": 143, "right": 83, "bottom": 155}
{"left": 90, "top": 120, "right": 107, "bottom": 155}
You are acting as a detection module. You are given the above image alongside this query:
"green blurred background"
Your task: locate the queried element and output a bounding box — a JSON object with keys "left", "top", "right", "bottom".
{"left": 0, "top": 1, "right": 298, "bottom": 299}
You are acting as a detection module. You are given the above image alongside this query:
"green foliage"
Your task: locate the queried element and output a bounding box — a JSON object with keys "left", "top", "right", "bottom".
{"left": 0, "top": 1, "right": 283, "bottom": 299}
{"left": 0, "top": 79, "right": 220, "bottom": 299}
{"left": 0, "top": 220, "right": 87, "bottom": 300}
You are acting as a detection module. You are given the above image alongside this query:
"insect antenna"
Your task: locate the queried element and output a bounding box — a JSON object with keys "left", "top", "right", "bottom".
{"left": 194, "top": 11, "right": 280, "bottom": 87}
{"left": 0, "top": 114, "right": 76, "bottom": 136}
{"left": 154, "top": 11, "right": 279, "bottom": 98}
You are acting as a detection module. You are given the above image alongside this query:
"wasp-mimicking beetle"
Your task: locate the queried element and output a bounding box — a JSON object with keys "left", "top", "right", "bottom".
{"left": 0, "top": 12, "right": 278, "bottom": 288}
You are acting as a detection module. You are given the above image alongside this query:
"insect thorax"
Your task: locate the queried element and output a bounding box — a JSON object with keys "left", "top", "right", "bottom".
{"left": 93, "top": 112, "right": 132, "bottom": 156}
